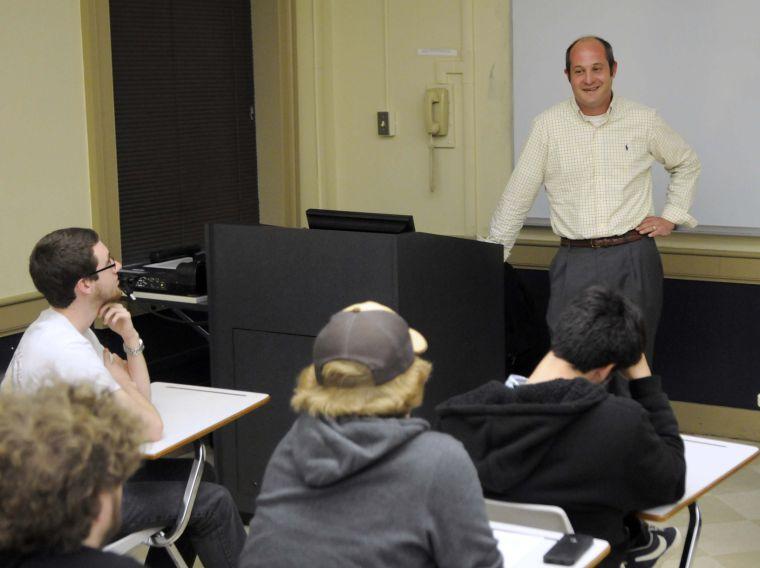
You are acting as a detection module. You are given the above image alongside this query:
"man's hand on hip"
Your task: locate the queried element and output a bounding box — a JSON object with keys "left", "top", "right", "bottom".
{"left": 636, "top": 216, "right": 675, "bottom": 237}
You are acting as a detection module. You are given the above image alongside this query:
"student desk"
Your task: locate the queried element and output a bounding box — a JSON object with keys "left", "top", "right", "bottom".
{"left": 490, "top": 521, "right": 609, "bottom": 567}
{"left": 141, "top": 382, "right": 269, "bottom": 565}
{"left": 639, "top": 435, "right": 759, "bottom": 568}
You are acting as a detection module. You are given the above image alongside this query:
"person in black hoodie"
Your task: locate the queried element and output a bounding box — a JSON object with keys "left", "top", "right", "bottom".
{"left": 436, "top": 286, "right": 686, "bottom": 568}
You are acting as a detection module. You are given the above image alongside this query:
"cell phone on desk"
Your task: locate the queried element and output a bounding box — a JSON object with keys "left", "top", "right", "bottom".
{"left": 543, "top": 533, "right": 593, "bottom": 565}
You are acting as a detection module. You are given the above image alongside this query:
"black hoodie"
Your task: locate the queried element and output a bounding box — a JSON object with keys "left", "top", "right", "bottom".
{"left": 0, "top": 547, "right": 140, "bottom": 567}
{"left": 436, "top": 376, "right": 685, "bottom": 565}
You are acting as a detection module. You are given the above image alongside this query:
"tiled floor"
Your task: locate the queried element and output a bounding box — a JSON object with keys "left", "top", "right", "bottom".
{"left": 656, "top": 437, "right": 760, "bottom": 568}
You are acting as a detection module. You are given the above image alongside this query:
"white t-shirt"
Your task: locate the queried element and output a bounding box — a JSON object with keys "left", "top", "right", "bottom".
{"left": 2, "top": 308, "right": 120, "bottom": 394}
{"left": 581, "top": 111, "right": 608, "bottom": 128}
{"left": 505, "top": 374, "right": 528, "bottom": 388}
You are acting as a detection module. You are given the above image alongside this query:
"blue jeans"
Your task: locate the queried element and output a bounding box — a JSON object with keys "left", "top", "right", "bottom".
{"left": 116, "top": 458, "right": 246, "bottom": 568}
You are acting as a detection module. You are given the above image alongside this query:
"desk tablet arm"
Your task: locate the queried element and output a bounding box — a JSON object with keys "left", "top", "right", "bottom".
{"left": 149, "top": 440, "right": 206, "bottom": 558}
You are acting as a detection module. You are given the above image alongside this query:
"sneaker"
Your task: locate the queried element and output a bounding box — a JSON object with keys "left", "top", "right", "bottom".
{"left": 622, "top": 525, "right": 681, "bottom": 567}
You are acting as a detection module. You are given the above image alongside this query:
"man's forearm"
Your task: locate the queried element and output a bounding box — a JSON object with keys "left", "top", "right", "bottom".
{"left": 123, "top": 333, "right": 152, "bottom": 401}
{"left": 113, "top": 376, "right": 163, "bottom": 441}
{"left": 627, "top": 375, "right": 686, "bottom": 505}
{"left": 653, "top": 114, "right": 700, "bottom": 228}
{"left": 662, "top": 157, "right": 699, "bottom": 228}
{"left": 630, "top": 375, "right": 681, "bottom": 442}
{"left": 488, "top": 118, "right": 547, "bottom": 257}
{"left": 488, "top": 182, "right": 539, "bottom": 259}
{"left": 126, "top": 356, "right": 151, "bottom": 400}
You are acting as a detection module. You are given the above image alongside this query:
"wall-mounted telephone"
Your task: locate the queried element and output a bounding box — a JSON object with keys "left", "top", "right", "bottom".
{"left": 425, "top": 87, "right": 449, "bottom": 136}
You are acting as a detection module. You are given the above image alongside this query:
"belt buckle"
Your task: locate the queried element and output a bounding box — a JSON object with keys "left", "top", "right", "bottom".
{"left": 590, "top": 238, "right": 601, "bottom": 249}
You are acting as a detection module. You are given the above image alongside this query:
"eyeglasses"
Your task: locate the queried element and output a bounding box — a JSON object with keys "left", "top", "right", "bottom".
{"left": 84, "top": 259, "right": 117, "bottom": 278}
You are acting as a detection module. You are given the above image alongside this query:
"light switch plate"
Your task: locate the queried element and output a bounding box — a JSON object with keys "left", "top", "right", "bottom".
{"left": 377, "top": 111, "right": 396, "bottom": 136}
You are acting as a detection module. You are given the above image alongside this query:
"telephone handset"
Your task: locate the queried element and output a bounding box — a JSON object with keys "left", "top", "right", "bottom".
{"left": 425, "top": 87, "right": 449, "bottom": 136}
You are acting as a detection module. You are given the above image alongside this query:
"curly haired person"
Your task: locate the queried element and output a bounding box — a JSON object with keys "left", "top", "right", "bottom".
{"left": 0, "top": 383, "right": 143, "bottom": 567}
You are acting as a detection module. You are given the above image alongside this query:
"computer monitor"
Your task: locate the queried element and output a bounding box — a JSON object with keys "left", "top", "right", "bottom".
{"left": 306, "top": 209, "right": 415, "bottom": 234}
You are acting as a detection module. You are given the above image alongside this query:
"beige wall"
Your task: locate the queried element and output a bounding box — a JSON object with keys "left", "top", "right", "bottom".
{"left": 291, "top": 0, "right": 512, "bottom": 236}
{"left": 283, "top": 0, "right": 760, "bottom": 285}
{"left": 252, "top": 0, "right": 299, "bottom": 227}
{"left": 0, "top": 0, "right": 91, "bottom": 317}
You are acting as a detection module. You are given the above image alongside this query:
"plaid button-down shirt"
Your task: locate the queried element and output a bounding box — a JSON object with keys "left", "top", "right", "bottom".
{"left": 488, "top": 95, "right": 700, "bottom": 258}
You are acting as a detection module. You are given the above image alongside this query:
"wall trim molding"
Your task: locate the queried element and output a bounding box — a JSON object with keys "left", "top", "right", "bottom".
{"left": 252, "top": 0, "right": 300, "bottom": 227}
{"left": 508, "top": 227, "right": 760, "bottom": 284}
{"left": 0, "top": 293, "right": 46, "bottom": 337}
{"left": 80, "top": 0, "right": 121, "bottom": 258}
{"left": 673, "top": 401, "right": 760, "bottom": 442}
{"left": 280, "top": 0, "right": 300, "bottom": 226}
{"left": 0, "top": 292, "right": 41, "bottom": 308}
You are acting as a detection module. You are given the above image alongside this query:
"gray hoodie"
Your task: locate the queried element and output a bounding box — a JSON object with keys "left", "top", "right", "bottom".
{"left": 240, "top": 414, "right": 503, "bottom": 568}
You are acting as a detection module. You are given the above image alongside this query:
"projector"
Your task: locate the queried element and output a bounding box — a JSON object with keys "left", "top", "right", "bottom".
{"left": 118, "top": 254, "right": 206, "bottom": 297}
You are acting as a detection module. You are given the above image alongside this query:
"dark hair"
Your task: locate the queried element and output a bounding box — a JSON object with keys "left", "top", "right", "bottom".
{"left": 565, "top": 36, "right": 616, "bottom": 75}
{"left": 551, "top": 286, "right": 645, "bottom": 372}
{"left": 29, "top": 228, "right": 100, "bottom": 308}
{"left": 0, "top": 383, "right": 142, "bottom": 553}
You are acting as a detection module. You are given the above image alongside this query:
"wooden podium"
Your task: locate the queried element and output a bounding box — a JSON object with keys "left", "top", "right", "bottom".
{"left": 207, "top": 223, "right": 505, "bottom": 513}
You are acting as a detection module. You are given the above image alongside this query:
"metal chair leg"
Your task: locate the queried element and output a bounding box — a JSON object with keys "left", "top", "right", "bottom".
{"left": 148, "top": 439, "right": 206, "bottom": 567}
{"left": 163, "top": 543, "right": 190, "bottom": 568}
{"left": 679, "top": 502, "right": 702, "bottom": 568}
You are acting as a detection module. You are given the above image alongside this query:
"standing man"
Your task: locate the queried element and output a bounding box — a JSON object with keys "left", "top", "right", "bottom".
{"left": 488, "top": 36, "right": 700, "bottom": 359}
{"left": 2, "top": 227, "right": 246, "bottom": 568}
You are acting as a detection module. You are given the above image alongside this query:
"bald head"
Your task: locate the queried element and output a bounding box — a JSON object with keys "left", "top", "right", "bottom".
{"left": 564, "top": 35, "right": 618, "bottom": 115}
{"left": 565, "top": 36, "right": 615, "bottom": 75}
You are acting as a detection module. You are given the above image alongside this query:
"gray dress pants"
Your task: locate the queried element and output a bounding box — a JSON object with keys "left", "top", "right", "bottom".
{"left": 546, "top": 237, "right": 663, "bottom": 363}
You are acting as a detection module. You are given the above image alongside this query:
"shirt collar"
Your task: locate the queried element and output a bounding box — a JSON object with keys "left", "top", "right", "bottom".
{"left": 570, "top": 92, "right": 619, "bottom": 123}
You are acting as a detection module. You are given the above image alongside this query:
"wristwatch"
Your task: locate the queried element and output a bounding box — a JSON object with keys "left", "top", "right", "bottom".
{"left": 123, "top": 337, "right": 145, "bottom": 357}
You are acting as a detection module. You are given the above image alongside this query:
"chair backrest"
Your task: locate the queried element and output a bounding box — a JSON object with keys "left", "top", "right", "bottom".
{"left": 104, "top": 526, "right": 163, "bottom": 556}
{"left": 484, "top": 499, "right": 574, "bottom": 533}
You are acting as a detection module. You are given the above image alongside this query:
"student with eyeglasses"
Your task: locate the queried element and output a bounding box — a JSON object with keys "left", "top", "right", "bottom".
{"left": 2, "top": 227, "right": 246, "bottom": 568}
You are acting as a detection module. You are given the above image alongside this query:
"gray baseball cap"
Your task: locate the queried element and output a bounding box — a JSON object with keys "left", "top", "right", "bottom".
{"left": 313, "top": 301, "right": 428, "bottom": 385}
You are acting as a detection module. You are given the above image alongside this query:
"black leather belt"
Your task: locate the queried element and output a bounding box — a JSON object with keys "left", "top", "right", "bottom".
{"left": 560, "top": 229, "right": 644, "bottom": 248}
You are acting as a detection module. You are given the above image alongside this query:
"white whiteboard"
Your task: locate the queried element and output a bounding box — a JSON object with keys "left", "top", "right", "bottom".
{"left": 513, "top": 0, "right": 760, "bottom": 231}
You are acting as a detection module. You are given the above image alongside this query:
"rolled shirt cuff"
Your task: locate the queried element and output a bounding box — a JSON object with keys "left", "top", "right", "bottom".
{"left": 661, "top": 207, "right": 697, "bottom": 229}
